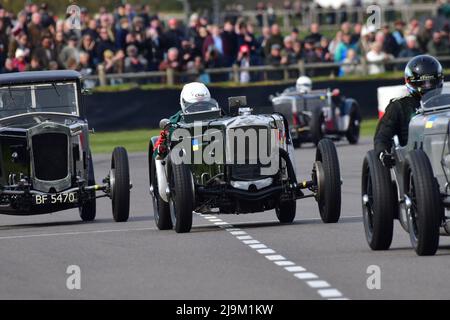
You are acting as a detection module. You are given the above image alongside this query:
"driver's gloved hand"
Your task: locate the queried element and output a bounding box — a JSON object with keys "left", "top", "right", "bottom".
{"left": 379, "top": 151, "right": 395, "bottom": 168}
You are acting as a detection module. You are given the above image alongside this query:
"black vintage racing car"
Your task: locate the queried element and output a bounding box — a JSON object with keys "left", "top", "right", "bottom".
{"left": 271, "top": 88, "right": 361, "bottom": 148}
{"left": 0, "top": 70, "right": 131, "bottom": 222}
{"left": 148, "top": 96, "right": 342, "bottom": 233}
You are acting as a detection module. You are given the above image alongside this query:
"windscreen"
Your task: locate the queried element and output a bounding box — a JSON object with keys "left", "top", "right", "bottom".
{"left": 0, "top": 82, "right": 79, "bottom": 118}
{"left": 183, "top": 99, "right": 219, "bottom": 114}
{"left": 421, "top": 87, "right": 450, "bottom": 110}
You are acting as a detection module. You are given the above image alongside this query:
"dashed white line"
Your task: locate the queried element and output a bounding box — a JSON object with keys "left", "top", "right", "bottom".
{"left": 196, "top": 213, "right": 348, "bottom": 300}
{"left": 285, "top": 266, "right": 306, "bottom": 272}
{"left": 249, "top": 244, "right": 267, "bottom": 249}
{"left": 256, "top": 248, "right": 276, "bottom": 254}
{"left": 243, "top": 240, "right": 260, "bottom": 245}
{"left": 265, "top": 255, "right": 286, "bottom": 261}
{"left": 307, "top": 280, "right": 330, "bottom": 289}
{"left": 318, "top": 289, "right": 343, "bottom": 298}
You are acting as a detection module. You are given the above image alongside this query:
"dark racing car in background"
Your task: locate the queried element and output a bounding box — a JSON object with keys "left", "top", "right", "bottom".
{"left": 0, "top": 70, "right": 131, "bottom": 222}
{"left": 270, "top": 87, "right": 361, "bottom": 148}
{"left": 148, "top": 96, "right": 342, "bottom": 233}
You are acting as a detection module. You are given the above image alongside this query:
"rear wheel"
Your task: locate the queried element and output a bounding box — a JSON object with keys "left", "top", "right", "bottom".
{"left": 346, "top": 104, "right": 361, "bottom": 145}
{"left": 404, "top": 150, "right": 442, "bottom": 256}
{"left": 79, "top": 153, "right": 96, "bottom": 221}
{"left": 361, "top": 150, "right": 395, "bottom": 250}
{"left": 315, "top": 139, "right": 341, "bottom": 223}
{"left": 276, "top": 200, "right": 296, "bottom": 223}
{"left": 169, "top": 161, "right": 194, "bottom": 233}
{"left": 310, "top": 108, "right": 324, "bottom": 146}
{"left": 110, "top": 147, "right": 130, "bottom": 222}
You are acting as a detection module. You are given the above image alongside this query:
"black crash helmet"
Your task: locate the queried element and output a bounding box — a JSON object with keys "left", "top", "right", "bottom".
{"left": 405, "top": 55, "right": 444, "bottom": 96}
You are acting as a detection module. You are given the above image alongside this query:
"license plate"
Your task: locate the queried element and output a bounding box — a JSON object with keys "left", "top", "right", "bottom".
{"left": 34, "top": 192, "right": 78, "bottom": 205}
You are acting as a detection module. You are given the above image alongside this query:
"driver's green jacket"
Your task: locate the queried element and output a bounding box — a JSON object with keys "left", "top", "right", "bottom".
{"left": 374, "top": 94, "right": 420, "bottom": 156}
{"left": 152, "top": 111, "right": 182, "bottom": 158}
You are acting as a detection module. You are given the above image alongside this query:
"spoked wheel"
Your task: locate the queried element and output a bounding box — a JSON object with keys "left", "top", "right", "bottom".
{"left": 361, "top": 150, "right": 395, "bottom": 250}
{"left": 168, "top": 161, "right": 194, "bottom": 233}
{"left": 110, "top": 147, "right": 130, "bottom": 222}
{"left": 315, "top": 139, "right": 341, "bottom": 223}
{"left": 150, "top": 156, "right": 172, "bottom": 230}
{"left": 79, "top": 153, "right": 96, "bottom": 221}
{"left": 346, "top": 104, "right": 361, "bottom": 145}
{"left": 403, "top": 150, "right": 442, "bottom": 256}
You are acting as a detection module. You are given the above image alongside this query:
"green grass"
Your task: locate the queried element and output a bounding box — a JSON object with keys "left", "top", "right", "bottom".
{"left": 89, "top": 129, "right": 160, "bottom": 154}
{"left": 90, "top": 118, "right": 379, "bottom": 154}
{"left": 361, "top": 118, "right": 378, "bottom": 138}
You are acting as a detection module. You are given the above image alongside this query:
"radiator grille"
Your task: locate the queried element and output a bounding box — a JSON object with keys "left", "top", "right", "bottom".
{"left": 32, "top": 133, "right": 68, "bottom": 180}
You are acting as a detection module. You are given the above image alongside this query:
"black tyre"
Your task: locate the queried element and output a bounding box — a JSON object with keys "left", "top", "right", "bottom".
{"left": 315, "top": 139, "right": 341, "bottom": 223}
{"left": 79, "top": 153, "right": 96, "bottom": 221}
{"left": 404, "top": 150, "right": 443, "bottom": 256}
{"left": 169, "top": 161, "right": 194, "bottom": 233}
{"left": 310, "top": 108, "right": 324, "bottom": 146}
{"left": 150, "top": 155, "right": 172, "bottom": 230}
{"left": 361, "top": 150, "right": 395, "bottom": 250}
{"left": 345, "top": 103, "right": 361, "bottom": 145}
{"left": 292, "top": 139, "right": 301, "bottom": 149}
{"left": 276, "top": 200, "right": 296, "bottom": 223}
{"left": 111, "top": 147, "right": 130, "bottom": 222}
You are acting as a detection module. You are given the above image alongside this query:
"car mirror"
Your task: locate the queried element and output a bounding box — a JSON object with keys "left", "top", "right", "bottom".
{"left": 159, "top": 118, "right": 170, "bottom": 129}
{"left": 82, "top": 88, "right": 93, "bottom": 95}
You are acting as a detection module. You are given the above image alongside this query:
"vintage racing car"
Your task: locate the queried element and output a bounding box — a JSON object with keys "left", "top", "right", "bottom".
{"left": 271, "top": 87, "right": 361, "bottom": 147}
{"left": 148, "top": 96, "right": 342, "bottom": 233}
{"left": 362, "top": 88, "right": 450, "bottom": 256}
{"left": 0, "top": 70, "right": 131, "bottom": 222}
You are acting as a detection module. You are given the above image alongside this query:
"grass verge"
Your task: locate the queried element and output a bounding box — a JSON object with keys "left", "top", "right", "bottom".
{"left": 89, "top": 118, "right": 379, "bottom": 154}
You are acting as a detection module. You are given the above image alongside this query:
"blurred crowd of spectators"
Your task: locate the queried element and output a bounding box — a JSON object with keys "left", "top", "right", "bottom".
{"left": 0, "top": 1, "right": 449, "bottom": 86}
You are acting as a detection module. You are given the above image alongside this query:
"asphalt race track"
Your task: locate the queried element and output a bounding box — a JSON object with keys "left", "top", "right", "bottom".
{"left": 1, "top": 137, "right": 450, "bottom": 300}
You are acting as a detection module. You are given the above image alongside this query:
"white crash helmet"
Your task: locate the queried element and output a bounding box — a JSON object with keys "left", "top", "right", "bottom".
{"left": 296, "top": 76, "right": 312, "bottom": 93}
{"left": 180, "top": 82, "right": 211, "bottom": 113}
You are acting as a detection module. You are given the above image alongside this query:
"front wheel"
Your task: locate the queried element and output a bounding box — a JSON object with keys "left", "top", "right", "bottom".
{"left": 110, "top": 147, "right": 130, "bottom": 222}
{"left": 404, "top": 150, "right": 443, "bottom": 256}
{"left": 276, "top": 200, "right": 296, "bottom": 223}
{"left": 315, "top": 139, "right": 341, "bottom": 223}
{"left": 361, "top": 150, "right": 395, "bottom": 250}
{"left": 169, "top": 161, "right": 195, "bottom": 233}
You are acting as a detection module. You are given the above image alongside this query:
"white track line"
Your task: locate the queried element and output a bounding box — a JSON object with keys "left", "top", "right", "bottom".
{"left": 196, "top": 212, "right": 348, "bottom": 300}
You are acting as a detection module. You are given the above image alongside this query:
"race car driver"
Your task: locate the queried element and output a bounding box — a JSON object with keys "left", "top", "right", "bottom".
{"left": 374, "top": 55, "right": 444, "bottom": 167}
{"left": 296, "top": 75, "right": 313, "bottom": 93}
{"left": 154, "top": 82, "right": 213, "bottom": 157}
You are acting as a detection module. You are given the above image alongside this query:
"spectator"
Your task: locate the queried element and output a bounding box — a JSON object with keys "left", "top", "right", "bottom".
{"left": 266, "top": 44, "right": 285, "bottom": 80}
{"left": 237, "top": 45, "right": 251, "bottom": 83}
{"left": 334, "top": 33, "right": 358, "bottom": 63}
{"left": 340, "top": 48, "right": 363, "bottom": 76}
{"left": 159, "top": 47, "right": 184, "bottom": 72}
{"left": 59, "top": 35, "right": 80, "bottom": 69}
{"left": 264, "top": 24, "right": 283, "bottom": 58}
{"left": 221, "top": 21, "right": 238, "bottom": 67}
{"left": 124, "top": 44, "right": 147, "bottom": 73}
{"left": 398, "top": 35, "right": 422, "bottom": 58}
{"left": 33, "top": 35, "right": 56, "bottom": 70}
{"left": 366, "top": 42, "right": 392, "bottom": 75}
{"left": 202, "top": 25, "right": 223, "bottom": 58}
{"left": 12, "top": 48, "right": 27, "bottom": 72}
{"left": 418, "top": 19, "right": 435, "bottom": 52}
{"left": 8, "top": 32, "right": 30, "bottom": 61}
{"left": 304, "top": 23, "right": 323, "bottom": 44}
{"left": 2, "top": 58, "right": 18, "bottom": 73}
{"left": 27, "top": 12, "right": 44, "bottom": 49}
{"left": 96, "top": 28, "right": 116, "bottom": 63}
{"left": 392, "top": 20, "right": 406, "bottom": 48}
{"left": 164, "top": 18, "right": 184, "bottom": 50}
{"left": 427, "top": 31, "right": 450, "bottom": 56}
{"left": 382, "top": 25, "right": 400, "bottom": 57}
{"left": 26, "top": 55, "right": 42, "bottom": 71}
{"left": 79, "top": 34, "right": 97, "bottom": 66}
